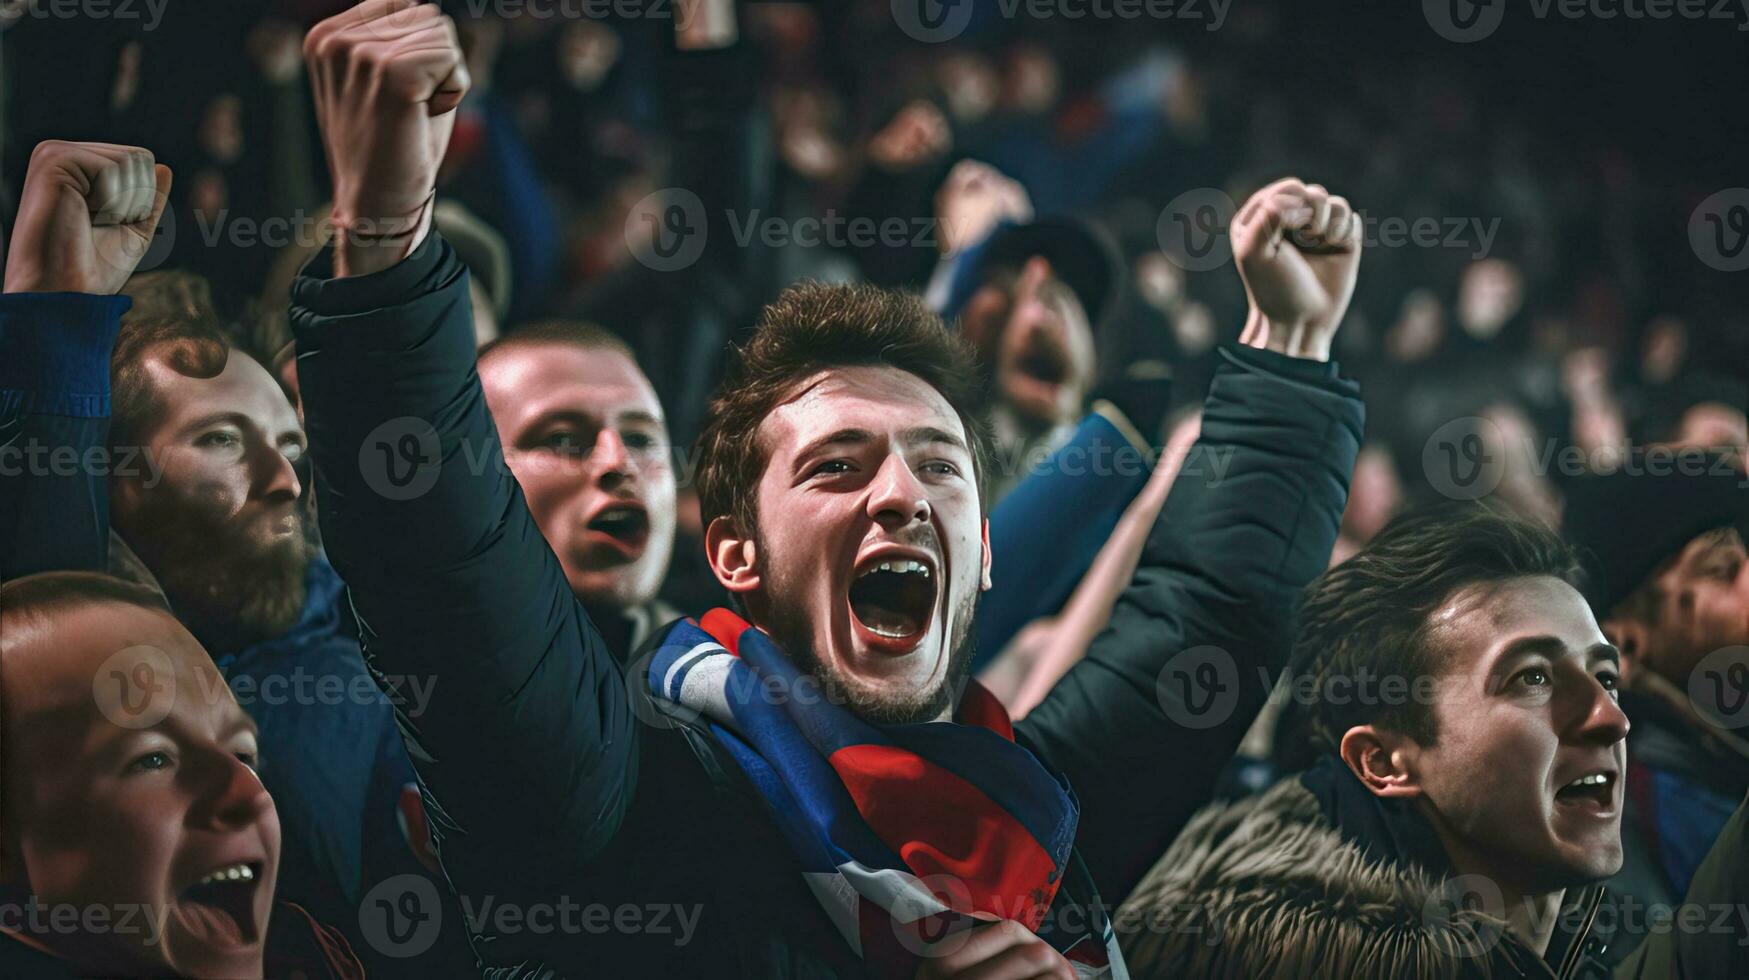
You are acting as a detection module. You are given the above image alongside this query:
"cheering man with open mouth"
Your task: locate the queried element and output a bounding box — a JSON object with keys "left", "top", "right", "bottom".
{"left": 289, "top": 1, "right": 1363, "bottom": 975}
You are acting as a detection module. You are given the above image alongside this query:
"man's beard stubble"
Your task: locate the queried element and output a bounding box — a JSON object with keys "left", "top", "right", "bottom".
{"left": 756, "top": 529, "right": 983, "bottom": 725}
{"left": 126, "top": 499, "right": 314, "bottom": 649}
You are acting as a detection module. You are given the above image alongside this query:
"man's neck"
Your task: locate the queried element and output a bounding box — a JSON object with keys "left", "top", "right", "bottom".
{"left": 1426, "top": 810, "right": 1567, "bottom": 957}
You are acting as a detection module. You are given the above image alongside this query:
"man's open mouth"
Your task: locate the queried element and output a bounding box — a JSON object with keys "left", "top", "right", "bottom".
{"left": 175, "top": 861, "right": 264, "bottom": 948}
{"left": 848, "top": 554, "right": 938, "bottom": 648}
{"left": 1554, "top": 771, "right": 1617, "bottom": 813}
{"left": 586, "top": 503, "right": 650, "bottom": 554}
{"left": 1015, "top": 331, "right": 1070, "bottom": 385}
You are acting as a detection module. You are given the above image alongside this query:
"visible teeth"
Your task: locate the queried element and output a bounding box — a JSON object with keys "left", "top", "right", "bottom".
{"left": 196, "top": 863, "right": 254, "bottom": 886}
{"left": 862, "top": 559, "right": 930, "bottom": 578}
{"left": 1566, "top": 773, "right": 1610, "bottom": 788}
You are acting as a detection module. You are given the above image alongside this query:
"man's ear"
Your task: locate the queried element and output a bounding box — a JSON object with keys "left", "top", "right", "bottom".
{"left": 980, "top": 517, "right": 993, "bottom": 592}
{"left": 1338, "top": 725, "right": 1423, "bottom": 800}
{"left": 705, "top": 516, "right": 761, "bottom": 594}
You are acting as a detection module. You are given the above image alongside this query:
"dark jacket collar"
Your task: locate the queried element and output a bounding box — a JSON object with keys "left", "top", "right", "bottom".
{"left": 1300, "top": 753, "right": 1456, "bottom": 879}
{"left": 1301, "top": 754, "right": 1612, "bottom": 978}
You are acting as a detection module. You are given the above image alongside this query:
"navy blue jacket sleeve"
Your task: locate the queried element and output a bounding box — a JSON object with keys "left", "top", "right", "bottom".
{"left": 976, "top": 410, "right": 1153, "bottom": 668}
{"left": 0, "top": 292, "right": 129, "bottom": 580}
{"left": 289, "top": 235, "right": 639, "bottom": 882}
{"left": 1016, "top": 344, "right": 1364, "bottom": 902}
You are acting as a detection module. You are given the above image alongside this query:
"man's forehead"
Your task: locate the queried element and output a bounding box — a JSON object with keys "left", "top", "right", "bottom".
{"left": 481, "top": 344, "right": 662, "bottom": 422}
{"left": 761, "top": 365, "right": 965, "bottom": 454}
{"left": 145, "top": 350, "right": 298, "bottom": 430}
{"left": 1426, "top": 575, "right": 1606, "bottom": 664}
{"left": 5, "top": 602, "right": 194, "bottom": 708}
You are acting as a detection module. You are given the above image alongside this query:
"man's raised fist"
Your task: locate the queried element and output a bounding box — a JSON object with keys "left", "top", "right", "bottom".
{"left": 303, "top": 0, "right": 470, "bottom": 276}
{"left": 1231, "top": 177, "right": 1363, "bottom": 363}
{"left": 3, "top": 141, "right": 172, "bottom": 295}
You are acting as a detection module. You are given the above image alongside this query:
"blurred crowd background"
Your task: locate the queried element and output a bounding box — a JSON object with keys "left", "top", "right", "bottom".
{"left": 6, "top": 0, "right": 1749, "bottom": 562}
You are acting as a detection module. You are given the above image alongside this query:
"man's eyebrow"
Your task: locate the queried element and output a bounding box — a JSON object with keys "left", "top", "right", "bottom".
{"left": 792, "top": 428, "right": 875, "bottom": 463}
{"left": 220, "top": 712, "right": 262, "bottom": 741}
{"left": 1492, "top": 635, "right": 1621, "bottom": 670}
{"left": 617, "top": 409, "right": 667, "bottom": 428}
{"left": 1493, "top": 635, "right": 1568, "bottom": 668}
{"left": 523, "top": 407, "right": 665, "bottom": 430}
{"left": 903, "top": 426, "right": 970, "bottom": 454}
{"left": 177, "top": 410, "right": 247, "bottom": 434}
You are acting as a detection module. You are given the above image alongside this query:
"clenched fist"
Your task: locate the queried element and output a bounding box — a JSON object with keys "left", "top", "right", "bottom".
{"left": 1231, "top": 177, "right": 1362, "bottom": 363}
{"left": 935, "top": 160, "right": 1032, "bottom": 257}
{"left": 304, "top": 0, "right": 469, "bottom": 276}
{"left": 3, "top": 141, "right": 172, "bottom": 295}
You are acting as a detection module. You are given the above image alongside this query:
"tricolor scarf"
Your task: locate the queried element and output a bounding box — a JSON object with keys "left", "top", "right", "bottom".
{"left": 648, "top": 609, "right": 1120, "bottom": 977}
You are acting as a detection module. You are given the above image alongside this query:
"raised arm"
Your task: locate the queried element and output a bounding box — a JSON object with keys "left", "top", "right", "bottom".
{"left": 290, "top": 0, "right": 636, "bottom": 883}
{"left": 1017, "top": 178, "right": 1366, "bottom": 900}
{"left": 0, "top": 140, "right": 171, "bottom": 580}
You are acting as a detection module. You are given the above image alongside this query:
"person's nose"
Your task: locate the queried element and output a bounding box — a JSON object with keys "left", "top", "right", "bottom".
{"left": 249, "top": 439, "right": 302, "bottom": 502}
{"left": 1568, "top": 673, "right": 1631, "bottom": 748}
{"left": 589, "top": 428, "right": 633, "bottom": 491}
{"left": 865, "top": 452, "right": 931, "bottom": 531}
{"left": 195, "top": 750, "right": 275, "bottom": 832}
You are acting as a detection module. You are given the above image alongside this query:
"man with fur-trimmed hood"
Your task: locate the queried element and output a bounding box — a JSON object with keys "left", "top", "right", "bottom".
{"left": 1118, "top": 504, "right": 1749, "bottom": 979}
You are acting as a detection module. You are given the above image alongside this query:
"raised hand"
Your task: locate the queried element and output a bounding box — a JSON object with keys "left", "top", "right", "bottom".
{"left": 935, "top": 160, "right": 1032, "bottom": 257}
{"left": 3, "top": 141, "right": 172, "bottom": 295}
{"left": 1231, "top": 177, "right": 1362, "bottom": 362}
{"left": 303, "top": 0, "right": 470, "bottom": 277}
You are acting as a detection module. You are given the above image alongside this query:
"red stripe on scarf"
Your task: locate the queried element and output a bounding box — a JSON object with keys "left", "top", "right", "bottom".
{"left": 831, "top": 743, "right": 1060, "bottom": 930}
{"left": 698, "top": 608, "right": 1061, "bottom": 929}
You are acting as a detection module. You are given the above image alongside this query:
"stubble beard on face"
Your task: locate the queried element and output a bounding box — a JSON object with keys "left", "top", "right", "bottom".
{"left": 128, "top": 501, "right": 313, "bottom": 648}
{"left": 755, "top": 528, "right": 982, "bottom": 725}
{"left": 767, "top": 589, "right": 980, "bottom": 725}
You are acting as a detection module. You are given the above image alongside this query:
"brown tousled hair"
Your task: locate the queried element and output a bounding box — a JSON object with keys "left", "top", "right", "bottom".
{"left": 693, "top": 281, "right": 989, "bottom": 539}
{"left": 109, "top": 315, "right": 235, "bottom": 451}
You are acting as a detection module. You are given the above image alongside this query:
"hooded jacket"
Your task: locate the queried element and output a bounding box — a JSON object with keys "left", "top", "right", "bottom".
{"left": 1118, "top": 756, "right": 1749, "bottom": 979}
